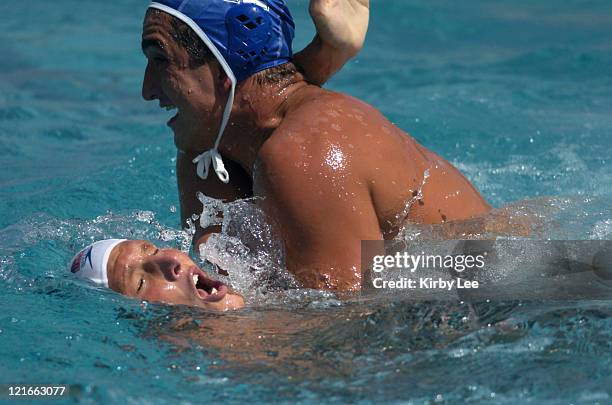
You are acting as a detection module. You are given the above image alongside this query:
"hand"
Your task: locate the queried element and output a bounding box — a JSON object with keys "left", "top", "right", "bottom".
{"left": 309, "top": 0, "right": 369, "bottom": 57}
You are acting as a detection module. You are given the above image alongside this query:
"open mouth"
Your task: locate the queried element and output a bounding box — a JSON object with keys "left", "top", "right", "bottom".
{"left": 161, "top": 104, "right": 178, "bottom": 126}
{"left": 190, "top": 267, "right": 228, "bottom": 303}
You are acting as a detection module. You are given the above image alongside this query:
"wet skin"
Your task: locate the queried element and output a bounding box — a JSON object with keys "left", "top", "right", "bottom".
{"left": 141, "top": 11, "right": 491, "bottom": 291}
{"left": 106, "top": 240, "right": 244, "bottom": 311}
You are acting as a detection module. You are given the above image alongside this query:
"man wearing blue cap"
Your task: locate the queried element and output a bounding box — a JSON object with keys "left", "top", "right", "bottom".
{"left": 141, "top": 0, "right": 492, "bottom": 291}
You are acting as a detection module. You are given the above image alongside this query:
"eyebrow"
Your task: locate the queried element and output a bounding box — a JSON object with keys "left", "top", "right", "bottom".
{"left": 141, "top": 241, "right": 156, "bottom": 253}
{"left": 121, "top": 244, "right": 151, "bottom": 293}
{"left": 121, "top": 264, "right": 129, "bottom": 294}
{"left": 119, "top": 248, "right": 137, "bottom": 294}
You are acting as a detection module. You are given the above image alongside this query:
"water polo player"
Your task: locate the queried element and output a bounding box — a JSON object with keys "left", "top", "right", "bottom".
{"left": 69, "top": 239, "right": 245, "bottom": 311}
{"left": 140, "top": 0, "right": 491, "bottom": 291}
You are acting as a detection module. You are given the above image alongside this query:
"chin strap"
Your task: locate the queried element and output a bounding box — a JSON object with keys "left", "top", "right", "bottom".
{"left": 148, "top": 2, "right": 236, "bottom": 184}
{"left": 192, "top": 73, "right": 235, "bottom": 184}
{"left": 190, "top": 64, "right": 236, "bottom": 184}
{"left": 192, "top": 149, "right": 229, "bottom": 183}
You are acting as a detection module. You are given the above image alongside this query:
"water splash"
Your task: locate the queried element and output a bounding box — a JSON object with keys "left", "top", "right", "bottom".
{"left": 393, "top": 167, "right": 431, "bottom": 230}
{"left": 395, "top": 196, "right": 611, "bottom": 242}
{"left": 196, "top": 192, "right": 224, "bottom": 230}
{"left": 196, "top": 196, "right": 302, "bottom": 305}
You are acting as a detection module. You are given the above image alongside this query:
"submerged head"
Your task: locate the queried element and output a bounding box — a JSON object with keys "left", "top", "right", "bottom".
{"left": 69, "top": 239, "right": 244, "bottom": 311}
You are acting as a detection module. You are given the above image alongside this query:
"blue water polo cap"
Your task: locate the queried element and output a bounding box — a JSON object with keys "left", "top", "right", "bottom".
{"left": 148, "top": 0, "right": 295, "bottom": 184}
{"left": 149, "top": 0, "right": 295, "bottom": 82}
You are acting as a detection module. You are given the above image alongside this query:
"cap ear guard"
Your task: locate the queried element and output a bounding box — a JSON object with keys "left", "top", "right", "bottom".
{"left": 226, "top": 4, "right": 273, "bottom": 81}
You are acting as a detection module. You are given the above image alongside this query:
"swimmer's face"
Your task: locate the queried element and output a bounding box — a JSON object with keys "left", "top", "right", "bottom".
{"left": 141, "top": 10, "right": 228, "bottom": 152}
{"left": 106, "top": 240, "right": 244, "bottom": 311}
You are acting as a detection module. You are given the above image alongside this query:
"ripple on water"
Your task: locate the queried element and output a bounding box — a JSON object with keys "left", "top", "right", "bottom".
{"left": 0, "top": 106, "right": 35, "bottom": 121}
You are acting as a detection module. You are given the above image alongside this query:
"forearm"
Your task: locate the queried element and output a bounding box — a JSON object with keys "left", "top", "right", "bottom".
{"left": 192, "top": 224, "right": 221, "bottom": 250}
{"left": 294, "top": 0, "right": 369, "bottom": 86}
{"left": 293, "top": 35, "right": 356, "bottom": 86}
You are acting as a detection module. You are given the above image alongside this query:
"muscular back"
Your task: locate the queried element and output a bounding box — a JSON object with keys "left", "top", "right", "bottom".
{"left": 257, "top": 89, "right": 490, "bottom": 231}
{"left": 253, "top": 87, "right": 490, "bottom": 288}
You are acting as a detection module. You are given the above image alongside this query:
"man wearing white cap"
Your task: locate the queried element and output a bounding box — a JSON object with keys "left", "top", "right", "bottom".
{"left": 69, "top": 239, "right": 245, "bottom": 311}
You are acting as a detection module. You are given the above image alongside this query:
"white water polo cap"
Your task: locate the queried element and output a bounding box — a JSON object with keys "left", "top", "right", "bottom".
{"left": 68, "top": 239, "right": 126, "bottom": 287}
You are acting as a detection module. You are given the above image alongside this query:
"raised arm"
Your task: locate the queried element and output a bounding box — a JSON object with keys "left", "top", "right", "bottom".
{"left": 293, "top": 0, "right": 369, "bottom": 86}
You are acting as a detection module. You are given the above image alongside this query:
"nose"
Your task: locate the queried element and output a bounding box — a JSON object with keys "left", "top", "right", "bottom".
{"left": 142, "top": 61, "right": 158, "bottom": 101}
{"left": 153, "top": 254, "right": 182, "bottom": 281}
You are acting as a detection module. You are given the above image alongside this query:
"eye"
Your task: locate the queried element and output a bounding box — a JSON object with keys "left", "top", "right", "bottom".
{"left": 137, "top": 277, "right": 145, "bottom": 293}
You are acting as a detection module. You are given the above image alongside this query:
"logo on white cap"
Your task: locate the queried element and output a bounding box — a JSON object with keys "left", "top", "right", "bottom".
{"left": 68, "top": 239, "right": 126, "bottom": 287}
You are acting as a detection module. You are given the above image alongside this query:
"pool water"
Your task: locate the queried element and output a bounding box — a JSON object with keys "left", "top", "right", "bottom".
{"left": 1, "top": 0, "right": 611, "bottom": 403}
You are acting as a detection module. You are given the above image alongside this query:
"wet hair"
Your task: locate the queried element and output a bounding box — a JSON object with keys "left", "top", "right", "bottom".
{"left": 253, "top": 62, "right": 301, "bottom": 86}
{"left": 169, "top": 14, "right": 215, "bottom": 67}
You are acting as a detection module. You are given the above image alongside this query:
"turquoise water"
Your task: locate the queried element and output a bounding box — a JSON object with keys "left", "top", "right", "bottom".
{"left": 1, "top": 0, "right": 611, "bottom": 403}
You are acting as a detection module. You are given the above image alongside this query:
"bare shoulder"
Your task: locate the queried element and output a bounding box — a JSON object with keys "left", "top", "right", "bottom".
{"left": 280, "top": 88, "right": 389, "bottom": 133}
{"left": 257, "top": 89, "right": 394, "bottom": 180}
